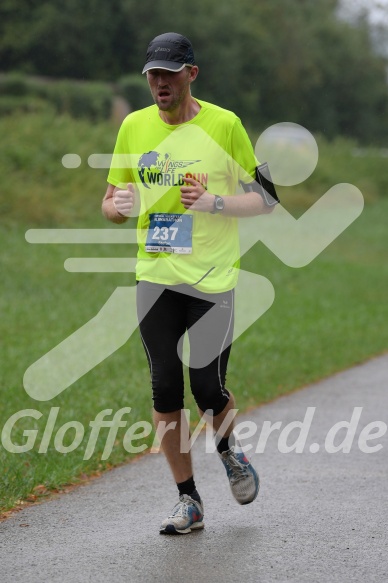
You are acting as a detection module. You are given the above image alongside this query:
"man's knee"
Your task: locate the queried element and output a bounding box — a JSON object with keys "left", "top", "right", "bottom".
{"left": 190, "top": 379, "right": 230, "bottom": 416}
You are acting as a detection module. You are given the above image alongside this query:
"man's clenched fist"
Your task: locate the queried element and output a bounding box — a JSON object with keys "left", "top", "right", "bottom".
{"left": 113, "top": 183, "right": 135, "bottom": 217}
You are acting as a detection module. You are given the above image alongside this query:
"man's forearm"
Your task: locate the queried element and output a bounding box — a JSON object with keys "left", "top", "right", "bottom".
{"left": 218, "top": 191, "right": 275, "bottom": 217}
{"left": 181, "top": 176, "right": 276, "bottom": 216}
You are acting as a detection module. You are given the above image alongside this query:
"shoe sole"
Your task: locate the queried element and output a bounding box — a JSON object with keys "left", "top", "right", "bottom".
{"left": 160, "top": 521, "right": 205, "bottom": 535}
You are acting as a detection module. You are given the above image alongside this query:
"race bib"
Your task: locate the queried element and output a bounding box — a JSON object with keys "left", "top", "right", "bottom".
{"left": 145, "top": 213, "right": 193, "bottom": 254}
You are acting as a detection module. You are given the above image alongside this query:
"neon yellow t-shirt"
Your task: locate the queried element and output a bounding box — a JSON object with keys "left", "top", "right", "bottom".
{"left": 107, "top": 99, "right": 257, "bottom": 293}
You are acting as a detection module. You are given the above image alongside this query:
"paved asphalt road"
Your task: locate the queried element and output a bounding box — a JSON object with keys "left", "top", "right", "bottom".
{"left": 1, "top": 355, "right": 387, "bottom": 582}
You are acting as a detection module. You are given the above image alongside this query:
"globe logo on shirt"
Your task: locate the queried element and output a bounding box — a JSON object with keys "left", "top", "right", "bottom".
{"left": 138, "top": 151, "right": 161, "bottom": 189}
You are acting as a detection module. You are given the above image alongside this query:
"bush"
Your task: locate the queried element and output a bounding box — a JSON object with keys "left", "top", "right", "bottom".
{"left": 0, "top": 74, "right": 114, "bottom": 120}
{"left": 32, "top": 80, "right": 113, "bottom": 120}
{"left": 0, "top": 95, "right": 50, "bottom": 116}
{"left": 0, "top": 72, "right": 30, "bottom": 96}
{"left": 116, "top": 74, "right": 151, "bottom": 111}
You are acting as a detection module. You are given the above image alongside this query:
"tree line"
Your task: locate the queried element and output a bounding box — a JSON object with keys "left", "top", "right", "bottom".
{"left": 1, "top": 0, "right": 388, "bottom": 144}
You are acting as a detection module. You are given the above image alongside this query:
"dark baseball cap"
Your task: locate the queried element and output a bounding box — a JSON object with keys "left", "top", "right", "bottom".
{"left": 142, "top": 32, "right": 196, "bottom": 74}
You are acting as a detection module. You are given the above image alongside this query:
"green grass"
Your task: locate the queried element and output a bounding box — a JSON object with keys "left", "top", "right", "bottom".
{"left": 0, "top": 112, "right": 387, "bottom": 513}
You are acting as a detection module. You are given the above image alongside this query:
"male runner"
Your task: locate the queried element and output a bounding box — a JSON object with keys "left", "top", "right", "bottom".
{"left": 102, "top": 32, "right": 276, "bottom": 534}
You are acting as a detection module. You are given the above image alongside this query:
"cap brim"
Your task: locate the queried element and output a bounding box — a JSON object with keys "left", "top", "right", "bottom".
{"left": 142, "top": 61, "right": 188, "bottom": 74}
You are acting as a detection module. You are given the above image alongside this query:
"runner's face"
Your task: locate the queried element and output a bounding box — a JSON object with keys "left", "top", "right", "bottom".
{"left": 147, "top": 67, "right": 193, "bottom": 112}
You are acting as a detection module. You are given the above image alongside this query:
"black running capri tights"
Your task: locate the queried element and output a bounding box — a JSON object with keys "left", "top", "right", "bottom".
{"left": 136, "top": 280, "right": 234, "bottom": 415}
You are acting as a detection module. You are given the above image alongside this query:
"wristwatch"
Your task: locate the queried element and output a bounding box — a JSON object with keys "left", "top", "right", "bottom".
{"left": 211, "top": 195, "right": 224, "bottom": 214}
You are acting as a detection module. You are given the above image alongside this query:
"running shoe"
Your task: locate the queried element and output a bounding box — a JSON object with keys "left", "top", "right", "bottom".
{"left": 220, "top": 446, "right": 260, "bottom": 505}
{"left": 159, "top": 494, "right": 204, "bottom": 535}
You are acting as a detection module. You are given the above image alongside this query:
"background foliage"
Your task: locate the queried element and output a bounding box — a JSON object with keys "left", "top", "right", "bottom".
{"left": 1, "top": 0, "right": 388, "bottom": 143}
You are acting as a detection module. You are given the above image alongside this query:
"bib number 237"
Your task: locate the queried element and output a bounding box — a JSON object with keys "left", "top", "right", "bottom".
{"left": 146, "top": 213, "right": 193, "bottom": 254}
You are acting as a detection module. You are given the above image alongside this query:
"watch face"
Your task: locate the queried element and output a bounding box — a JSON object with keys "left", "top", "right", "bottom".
{"left": 216, "top": 197, "right": 224, "bottom": 210}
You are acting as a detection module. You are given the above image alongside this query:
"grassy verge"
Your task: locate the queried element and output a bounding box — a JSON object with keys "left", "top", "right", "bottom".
{"left": 0, "top": 112, "right": 387, "bottom": 512}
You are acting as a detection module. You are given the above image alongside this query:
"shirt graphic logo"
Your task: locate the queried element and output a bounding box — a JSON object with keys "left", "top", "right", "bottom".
{"left": 138, "top": 151, "right": 205, "bottom": 189}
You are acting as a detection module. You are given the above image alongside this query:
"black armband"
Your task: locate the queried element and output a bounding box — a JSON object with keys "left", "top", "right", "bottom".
{"left": 240, "top": 162, "right": 280, "bottom": 207}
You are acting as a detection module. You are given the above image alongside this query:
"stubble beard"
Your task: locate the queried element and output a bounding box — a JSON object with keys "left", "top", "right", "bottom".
{"left": 154, "top": 81, "right": 190, "bottom": 112}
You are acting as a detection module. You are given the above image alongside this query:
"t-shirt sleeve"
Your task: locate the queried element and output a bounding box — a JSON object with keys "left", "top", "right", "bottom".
{"left": 106, "top": 118, "right": 135, "bottom": 187}
{"left": 226, "top": 118, "right": 259, "bottom": 188}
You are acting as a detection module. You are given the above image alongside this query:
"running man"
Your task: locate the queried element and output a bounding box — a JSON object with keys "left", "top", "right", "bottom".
{"left": 102, "top": 32, "right": 277, "bottom": 534}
